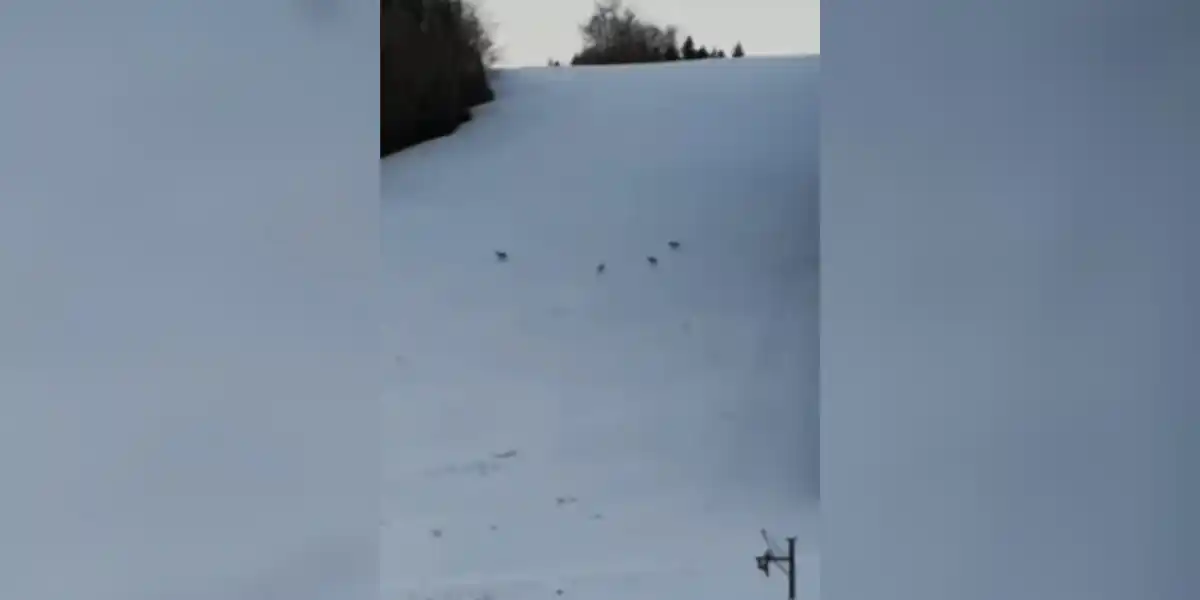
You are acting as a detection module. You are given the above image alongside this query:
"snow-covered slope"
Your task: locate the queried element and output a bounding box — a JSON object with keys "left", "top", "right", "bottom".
{"left": 382, "top": 57, "right": 819, "bottom": 599}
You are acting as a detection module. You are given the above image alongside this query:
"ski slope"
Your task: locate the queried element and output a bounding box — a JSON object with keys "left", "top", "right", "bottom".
{"left": 382, "top": 57, "right": 819, "bottom": 599}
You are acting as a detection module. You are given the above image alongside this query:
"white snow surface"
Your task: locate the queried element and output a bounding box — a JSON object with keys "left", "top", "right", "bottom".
{"left": 383, "top": 57, "right": 819, "bottom": 599}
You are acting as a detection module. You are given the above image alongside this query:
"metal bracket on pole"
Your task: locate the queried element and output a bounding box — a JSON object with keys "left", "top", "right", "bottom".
{"left": 755, "top": 531, "right": 797, "bottom": 599}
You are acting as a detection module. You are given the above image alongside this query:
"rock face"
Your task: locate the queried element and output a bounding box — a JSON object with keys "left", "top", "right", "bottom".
{"left": 381, "top": 0, "right": 494, "bottom": 158}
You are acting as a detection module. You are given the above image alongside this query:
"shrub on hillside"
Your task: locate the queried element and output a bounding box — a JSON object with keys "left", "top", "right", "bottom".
{"left": 381, "top": 0, "right": 497, "bottom": 157}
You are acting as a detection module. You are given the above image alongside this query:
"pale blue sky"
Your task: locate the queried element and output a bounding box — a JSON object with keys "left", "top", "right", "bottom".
{"left": 477, "top": 0, "right": 819, "bottom": 67}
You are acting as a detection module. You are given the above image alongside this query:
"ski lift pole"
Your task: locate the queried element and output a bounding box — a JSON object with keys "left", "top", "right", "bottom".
{"left": 786, "top": 536, "right": 795, "bottom": 599}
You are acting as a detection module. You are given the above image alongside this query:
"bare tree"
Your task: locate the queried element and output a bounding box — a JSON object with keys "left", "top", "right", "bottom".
{"left": 574, "top": 0, "right": 678, "bottom": 65}
{"left": 457, "top": 1, "right": 499, "bottom": 66}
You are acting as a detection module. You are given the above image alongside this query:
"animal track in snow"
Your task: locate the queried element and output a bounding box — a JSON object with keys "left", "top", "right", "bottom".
{"left": 424, "top": 459, "right": 502, "bottom": 479}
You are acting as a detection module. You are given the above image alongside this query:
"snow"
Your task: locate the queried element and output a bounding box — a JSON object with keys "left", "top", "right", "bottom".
{"left": 383, "top": 57, "right": 819, "bottom": 599}
{"left": 0, "top": 3, "right": 378, "bottom": 599}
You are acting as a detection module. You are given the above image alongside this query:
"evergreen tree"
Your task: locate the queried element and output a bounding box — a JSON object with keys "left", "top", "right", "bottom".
{"left": 681, "top": 35, "right": 697, "bottom": 59}
{"left": 732, "top": 41, "right": 745, "bottom": 57}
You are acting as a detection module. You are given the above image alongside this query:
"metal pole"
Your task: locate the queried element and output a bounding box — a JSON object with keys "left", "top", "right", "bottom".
{"left": 786, "top": 537, "right": 796, "bottom": 599}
